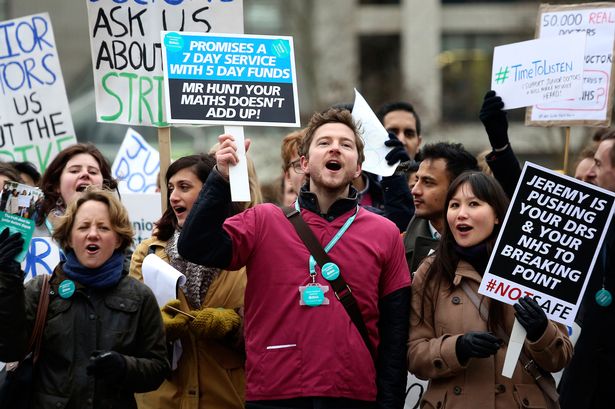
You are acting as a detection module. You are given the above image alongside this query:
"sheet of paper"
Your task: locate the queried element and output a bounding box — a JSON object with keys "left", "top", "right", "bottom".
{"left": 142, "top": 254, "right": 187, "bottom": 308}
{"left": 225, "top": 125, "right": 251, "bottom": 202}
{"left": 502, "top": 318, "right": 527, "bottom": 378}
{"left": 351, "top": 89, "right": 396, "bottom": 177}
{"left": 492, "top": 34, "right": 585, "bottom": 109}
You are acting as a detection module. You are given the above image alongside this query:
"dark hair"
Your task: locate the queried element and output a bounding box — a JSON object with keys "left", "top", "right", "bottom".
{"left": 420, "top": 171, "right": 509, "bottom": 331}
{"left": 421, "top": 142, "right": 479, "bottom": 183}
{"left": 38, "top": 144, "right": 117, "bottom": 226}
{"left": 599, "top": 130, "right": 615, "bottom": 167}
{"left": 377, "top": 101, "right": 422, "bottom": 136}
{"left": 53, "top": 187, "right": 133, "bottom": 254}
{"left": 299, "top": 108, "right": 365, "bottom": 164}
{"left": 0, "top": 163, "right": 23, "bottom": 185}
{"left": 155, "top": 154, "right": 244, "bottom": 241}
{"left": 155, "top": 154, "right": 215, "bottom": 241}
{"left": 9, "top": 161, "right": 41, "bottom": 185}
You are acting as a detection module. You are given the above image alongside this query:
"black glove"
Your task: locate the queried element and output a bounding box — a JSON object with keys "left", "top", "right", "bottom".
{"left": 479, "top": 90, "right": 509, "bottom": 150}
{"left": 456, "top": 331, "right": 501, "bottom": 364}
{"left": 0, "top": 228, "right": 24, "bottom": 277}
{"left": 514, "top": 296, "right": 548, "bottom": 342}
{"left": 384, "top": 132, "right": 411, "bottom": 166}
{"left": 86, "top": 350, "right": 127, "bottom": 381}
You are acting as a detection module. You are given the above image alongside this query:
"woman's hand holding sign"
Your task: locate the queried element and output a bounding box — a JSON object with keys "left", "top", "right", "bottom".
{"left": 514, "top": 296, "right": 548, "bottom": 342}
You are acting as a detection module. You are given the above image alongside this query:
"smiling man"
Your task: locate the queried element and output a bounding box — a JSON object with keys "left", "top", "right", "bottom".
{"left": 178, "top": 108, "right": 410, "bottom": 409}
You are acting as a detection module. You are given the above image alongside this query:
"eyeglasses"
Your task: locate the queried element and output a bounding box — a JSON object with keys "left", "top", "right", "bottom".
{"left": 289, "top": 159, "right": 303, "bottom": 174}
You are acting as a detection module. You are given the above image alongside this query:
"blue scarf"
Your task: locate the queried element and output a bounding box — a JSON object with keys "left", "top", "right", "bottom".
{"left": 63, "top": 250, "right": 124, "bottom": 289}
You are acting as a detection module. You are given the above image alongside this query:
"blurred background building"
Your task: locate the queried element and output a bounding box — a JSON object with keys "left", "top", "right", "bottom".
{"left": 4, "top": 0, "right": 601, "bottom": 181}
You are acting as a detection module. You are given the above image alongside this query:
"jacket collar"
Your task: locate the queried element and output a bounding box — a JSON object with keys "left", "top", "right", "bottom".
{"left": 298, "top": 183, "right": 359, "bottom": 220}
{"left": 452, "top": 259, "right": 484, "bottom": 287}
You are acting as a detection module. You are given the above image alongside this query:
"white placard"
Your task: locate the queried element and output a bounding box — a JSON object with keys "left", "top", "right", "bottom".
{"left": 86, "top": 1, "right": 243, "bottom": 126}
{"left": 492, "top": 35, "right": 585, "bottom": 109}
{"left": 121, "top": 192, "right": 161, "bottom": 246}
{"left": 112, "top": 129, "right": 160, "bottom": 194}
{"left": 351, "top": 89, "right": 396, "bottom": 177}
{"left": 142, "top": 253, "right": 186, "bottom": 308}
{"left": 21, "top": 237, "right": 61, "bottom": 281}
{"left": 0, "top": 13, "right": 76, "bottom": 171}
{"left": 529, "top": 4, "right": 615, "bottom": 125}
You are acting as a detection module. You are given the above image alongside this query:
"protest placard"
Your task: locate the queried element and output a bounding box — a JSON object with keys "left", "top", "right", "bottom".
{"left": 491, "top": 35, "right": 585, "bottom": 110}
{"left": 112, "top": 128, "right": 160, "bottom": 193}
{"left": 22, "top": 237, "right": 61, "bottom": 281}
{"left": 122, "top": 192, "right": 161, "bottom": 246}
{"left": 479, "top": 162, "right": 615, "bottom": 326}
{"left": 161, "top": 31, "right": 299, "bottom": 127}
{"left": 527, "top": 3, "right": 615, "bottom": 126}
{"left": 0, "top": 13, "right": 76, "bottom": 171}
{"left": 86, "top": 0, "right": 243, "bottom": 127}
{"left": 351, "top": 89, "right": 396, "bottom": 177}
{"left": 0, "top": 181, "right": 44, "bottom": 262}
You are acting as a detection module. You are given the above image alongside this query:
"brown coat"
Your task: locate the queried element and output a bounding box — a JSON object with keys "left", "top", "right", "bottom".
{"left": 130, "top": 236, "right": 247, "bottom": 409}
{"left": 408, "top": 258, "right": 572, "bottom": 409}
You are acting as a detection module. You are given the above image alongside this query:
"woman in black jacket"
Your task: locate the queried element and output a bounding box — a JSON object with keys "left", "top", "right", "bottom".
{"left": 0, "top": 188, "right": 169, "bottom": 409}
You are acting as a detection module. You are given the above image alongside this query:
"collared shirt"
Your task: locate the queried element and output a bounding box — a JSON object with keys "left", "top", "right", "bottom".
{"left": 428, "top": 221, "right": 441, "bottom": 240}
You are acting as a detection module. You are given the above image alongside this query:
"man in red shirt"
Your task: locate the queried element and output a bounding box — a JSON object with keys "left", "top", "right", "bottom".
{"left": 179, "top": 108, "right": 411, "bottom": 409}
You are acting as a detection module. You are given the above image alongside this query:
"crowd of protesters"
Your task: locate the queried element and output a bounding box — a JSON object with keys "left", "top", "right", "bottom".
{"left": 0, "top": 89, "right": 611, "bottom": 409}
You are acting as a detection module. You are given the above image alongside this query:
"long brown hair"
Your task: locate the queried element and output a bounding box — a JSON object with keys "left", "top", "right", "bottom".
{"left": 420, "top": 171, "right": 509, "bottom": 331}
{"left": 38, "top": 144, "right": 117, "bottom": 226}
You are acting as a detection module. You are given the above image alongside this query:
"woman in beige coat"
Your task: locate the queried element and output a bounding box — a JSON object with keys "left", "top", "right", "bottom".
{"left": 130, "top": 154, "right": 248, "bottom": 409}
{"left": 409, "top": 172, "right": 572, "bottom": 409}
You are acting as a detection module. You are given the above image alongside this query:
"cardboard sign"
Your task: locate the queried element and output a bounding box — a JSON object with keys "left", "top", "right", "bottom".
{"left": 0, "top": 13, "right": 76, "bottom": 171}
{"left": 161, "top": 31, "right": 299, "bottom": 127}
{"left": 112, "top": 128, "right": 160, "bottom": 193}
{"left": 86, "top": 0, "right": 243, "bottom": 127}
{"left": 22, "top": 237, "right": 61, "bottom": 281}
{"left": 491, "top": 35, "right": 585, "bottom": 109}
{"left": 122, "top": 192, "right": 161, "bottom": 246}
{"left": 527, "top": 3, "right": 615, "bottom": 126}
{"left": 351, "top": 89, "right": 396, "bottom": 177}
{"left": 479, "top": 162, "right": 615, "bottom": 326}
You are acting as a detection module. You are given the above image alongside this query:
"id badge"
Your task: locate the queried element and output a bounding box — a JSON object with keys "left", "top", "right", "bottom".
{"left": 299, "top": 283, "right": 330, "bottom": 307}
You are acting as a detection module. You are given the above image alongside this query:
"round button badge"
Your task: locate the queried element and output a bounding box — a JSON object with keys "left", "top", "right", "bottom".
{"left": 321, "top": 262, "right": 340, "bottom": 281}
{"left": 595, "top": 288, "right": 612, "bottom": 307}
{"left": 58, "top": 279, "right": 75, "bottom": 299}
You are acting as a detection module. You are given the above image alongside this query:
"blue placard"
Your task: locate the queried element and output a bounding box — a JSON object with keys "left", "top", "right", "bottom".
{"left": 162, "top": 31, "right": 300, "bottom": 127}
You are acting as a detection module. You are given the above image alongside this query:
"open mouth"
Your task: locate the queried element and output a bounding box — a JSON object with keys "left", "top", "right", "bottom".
{"left": 325, "top": 161, "right": 341, "bottom": 171}
{"left": 173, "top": 206, "right": 187, "bottom": 215}
{"left": 86, "top": 244, "right": 99, "bottom": 252}
{"left": 457, "top": 224, "right": 473, "bottom": 232}
{"left": 76, "top": 184, "right": 90, "bottom": 192}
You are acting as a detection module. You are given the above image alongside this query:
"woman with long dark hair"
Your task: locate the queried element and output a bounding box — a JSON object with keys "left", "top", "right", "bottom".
{"left": 130, "top": 154, "right": 247, "bottom": 409}
{"left": 408, "top": 171, "right": 572, "bottom": 409}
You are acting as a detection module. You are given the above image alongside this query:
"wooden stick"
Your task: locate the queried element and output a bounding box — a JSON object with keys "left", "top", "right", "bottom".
{"left": 563, "top": 127, "right": 571, "bottom": 174}
{"left": 158, "top": 126, "right": 172, "bottom": 212}
{"left": 166, "top": 305, "right": 195, "bottom": 320}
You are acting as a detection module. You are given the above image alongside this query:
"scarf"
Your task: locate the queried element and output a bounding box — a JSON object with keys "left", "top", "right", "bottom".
{"left": 166, "top": 230, "right": 221, "bottom": 309}
{"left": 63, "top": 250, "right": 124, "bottom": 289}
{"left": 453, "top": 242, "right": 489, "bottom": 276}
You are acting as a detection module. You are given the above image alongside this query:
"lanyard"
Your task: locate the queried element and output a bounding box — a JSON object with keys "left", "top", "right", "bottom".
{"left": 294, "top": 200, "right": 359, "bottom": 277}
